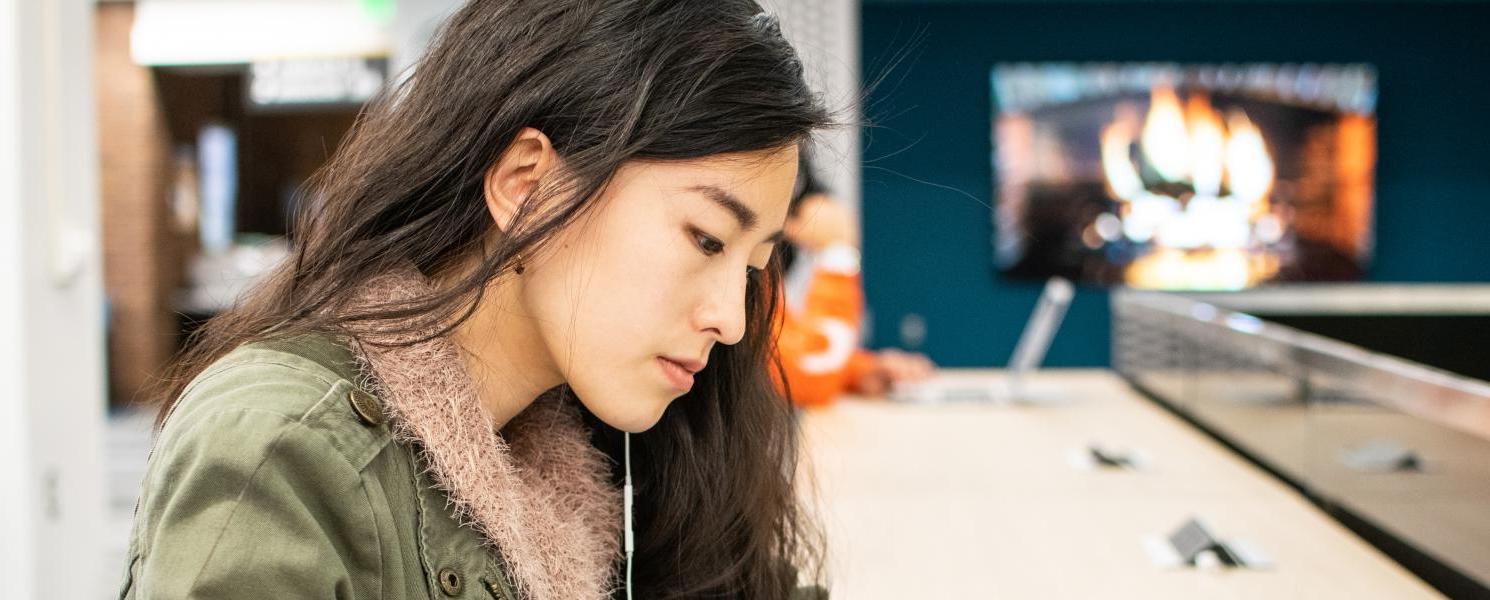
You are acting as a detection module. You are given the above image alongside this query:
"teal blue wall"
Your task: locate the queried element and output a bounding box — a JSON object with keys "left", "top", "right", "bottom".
{"left": 859, "top": 1, "right": 1490, "bottom": 367}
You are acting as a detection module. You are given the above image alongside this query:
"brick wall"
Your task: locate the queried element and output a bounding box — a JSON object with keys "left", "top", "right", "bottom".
{"left": 95, "top": 3, "right": 186, "bottom": 408}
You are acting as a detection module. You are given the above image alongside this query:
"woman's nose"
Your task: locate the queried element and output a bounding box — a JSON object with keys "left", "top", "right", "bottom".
{"left": 696, "top": 271, "right": 749, "bottom": 346}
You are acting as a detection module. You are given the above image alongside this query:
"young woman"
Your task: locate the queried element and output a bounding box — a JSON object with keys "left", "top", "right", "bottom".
{"left": 120, "top": 1, "right": 831, "bottom": 599}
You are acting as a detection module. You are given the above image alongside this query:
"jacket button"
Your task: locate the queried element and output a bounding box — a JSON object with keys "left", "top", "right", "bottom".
{"left": 438, "top": 567, "right": 464, "bottom": 596}
{"left": 347, "top": 389, "right": 384, "bottom": 426}
{"left": 485, "top": 577, "right": 516, "bottom": 600}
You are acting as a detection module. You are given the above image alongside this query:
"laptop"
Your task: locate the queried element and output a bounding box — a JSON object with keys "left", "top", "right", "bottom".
{"left": 888, "top": 277, "right": 1075, "bottom": 404}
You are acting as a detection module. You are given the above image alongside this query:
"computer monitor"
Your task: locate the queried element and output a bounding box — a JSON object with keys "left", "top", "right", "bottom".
{"left": 890, "top": 277, "right": 1075, "bottom": 404}
{"left": 1007, "top": 277, "right": 1074, "bottom": 399}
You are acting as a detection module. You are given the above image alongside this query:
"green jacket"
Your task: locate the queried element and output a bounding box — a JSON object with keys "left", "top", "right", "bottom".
{"left": 119, "top": 333, "right": 829, "bottom": 600}
{"left": 119, "top": 334, "right": 525, "bottom": 599}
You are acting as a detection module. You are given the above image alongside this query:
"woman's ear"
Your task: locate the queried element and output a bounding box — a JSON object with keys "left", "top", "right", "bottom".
{"left": 483, "top": 127, "right": 557, "bottom": 232}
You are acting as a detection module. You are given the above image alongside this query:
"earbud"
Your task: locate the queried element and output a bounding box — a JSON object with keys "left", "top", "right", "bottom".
{"left": 624, "top": 432, "right": 634, "bottom": 600}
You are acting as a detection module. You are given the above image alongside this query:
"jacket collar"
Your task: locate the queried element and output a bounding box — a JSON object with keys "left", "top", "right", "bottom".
{"left": 344, "top": 269, "right": 622, "bottom": 600}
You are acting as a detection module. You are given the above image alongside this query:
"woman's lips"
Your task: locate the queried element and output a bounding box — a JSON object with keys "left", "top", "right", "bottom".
{"left": 657, "top": 356, "right": 700, "bottom": 392}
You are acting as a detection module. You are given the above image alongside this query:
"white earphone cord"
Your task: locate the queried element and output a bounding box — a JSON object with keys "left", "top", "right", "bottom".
{"left": 624, "top": 432, "right": 634, "bottom": 600}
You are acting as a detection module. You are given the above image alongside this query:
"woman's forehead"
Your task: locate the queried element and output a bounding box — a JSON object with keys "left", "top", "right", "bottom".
{"left": 604, "top": 149, "right": 796, "bottom": 219}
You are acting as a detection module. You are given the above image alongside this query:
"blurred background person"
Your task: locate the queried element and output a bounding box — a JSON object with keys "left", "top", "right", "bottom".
{"left": 774, "top": 153, "right": 934, "bottom": 408}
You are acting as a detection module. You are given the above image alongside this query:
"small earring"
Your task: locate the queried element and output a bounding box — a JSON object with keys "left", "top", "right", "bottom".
{"left": 513, "top": 256, "right": 525, "bottom": 275}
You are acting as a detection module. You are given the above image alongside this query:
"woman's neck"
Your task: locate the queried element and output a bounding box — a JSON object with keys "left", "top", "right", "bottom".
{"left": 443, "top": 265, "right": 563, "bottom": 432}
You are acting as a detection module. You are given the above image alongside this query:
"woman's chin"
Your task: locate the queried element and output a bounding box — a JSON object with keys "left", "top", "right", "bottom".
{"left": 583, "top": 394, "right": 672, "bottom": 433}
{"left": 610, "top": 406, "right": 668, "bottom": 433}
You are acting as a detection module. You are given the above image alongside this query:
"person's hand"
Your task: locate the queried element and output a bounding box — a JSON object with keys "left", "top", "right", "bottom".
{"left": 854, "top": 348, "right": 935, "bottom": 396}
{"left": 878, "top": 348, "right": 934, "bottom": 383}
{"left": 783, "top": 193, "right": 858, "bottom": 251}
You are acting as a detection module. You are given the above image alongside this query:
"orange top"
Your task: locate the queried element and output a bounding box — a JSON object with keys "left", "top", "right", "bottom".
{"left": 772, "top": 268, "right": 877, "bottom": 408}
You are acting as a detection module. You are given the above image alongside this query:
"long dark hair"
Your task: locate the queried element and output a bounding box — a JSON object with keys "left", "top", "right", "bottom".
{"left": 155, "top": 1, "right": 832, "bottom": 598}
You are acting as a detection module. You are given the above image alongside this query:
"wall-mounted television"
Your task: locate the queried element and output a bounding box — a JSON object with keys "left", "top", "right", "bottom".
{"left": 991, "top": 63, "right": 1376, "bottom": 290}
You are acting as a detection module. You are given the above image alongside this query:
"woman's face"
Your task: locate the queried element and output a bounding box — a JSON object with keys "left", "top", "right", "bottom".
{"left": 521, "top": 146, "right": 798, "bottom": 432}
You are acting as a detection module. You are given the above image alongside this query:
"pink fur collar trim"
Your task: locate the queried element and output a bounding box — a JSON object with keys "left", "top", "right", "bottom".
{"left": 346, "top": 270, "right": 621, "bottom": 600}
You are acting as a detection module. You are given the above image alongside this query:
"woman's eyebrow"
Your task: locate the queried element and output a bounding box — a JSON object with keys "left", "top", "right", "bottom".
{"left": 686, "top": 184, "right": 785, "bottom": 243}
{"left": 687, "top": 184, "right": 758, "bottom": 230}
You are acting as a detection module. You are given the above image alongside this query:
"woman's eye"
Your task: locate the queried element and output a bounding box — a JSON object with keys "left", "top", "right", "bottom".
{"left": 692, "top": 230, "right": 725, "bottom": 256}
